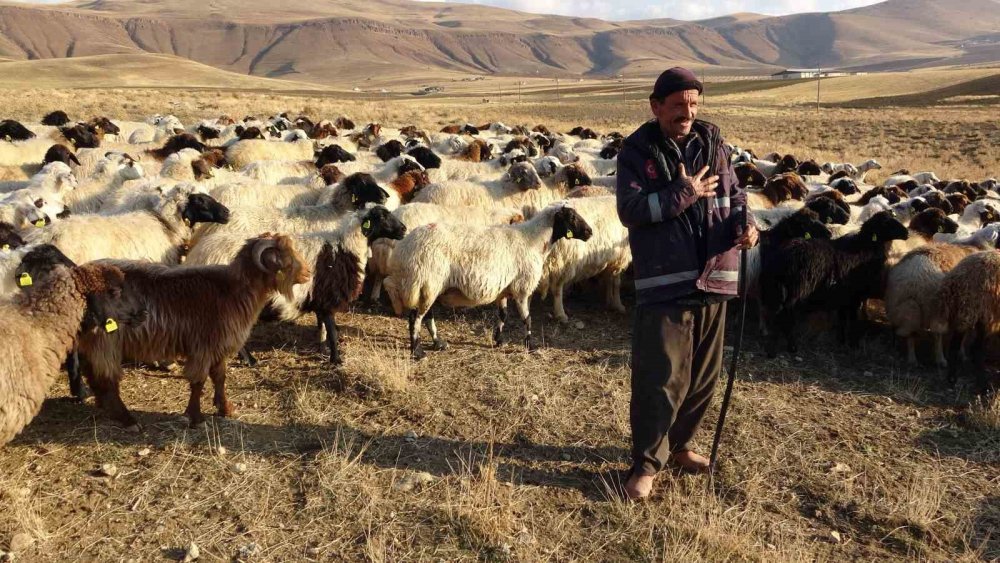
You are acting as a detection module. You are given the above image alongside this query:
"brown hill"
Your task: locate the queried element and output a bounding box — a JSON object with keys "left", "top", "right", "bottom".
{"left": 0, "top": 0, "right": 995, "bottom": 86}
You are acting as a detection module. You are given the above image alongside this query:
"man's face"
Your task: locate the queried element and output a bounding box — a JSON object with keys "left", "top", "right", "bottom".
{"left": 651, "top": 89, "right": 700, "bottom": 141}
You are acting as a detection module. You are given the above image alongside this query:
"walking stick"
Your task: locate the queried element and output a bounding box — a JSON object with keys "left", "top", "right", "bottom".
{"left": 708, "top": 201, "right": 749, "bottom": 478}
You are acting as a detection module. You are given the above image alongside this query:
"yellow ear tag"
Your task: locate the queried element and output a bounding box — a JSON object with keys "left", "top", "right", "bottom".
{"left": 352, "top": 194, "right": 358, "bottom": 203}
{"left": 276, "top": 270, "right": 285, "bottom": 281}
{"left": 566, "top": 230, "right": 574, "bottom": 239}
{"left": 183, "top": 217, "right": 191, "bottom": 227}
{"left": 937, "top": 225, "right": 944, "bottom": 233}
{"left": 34, "top": 219, "right": 45, "bottom": 228}
{"left": 18, "top": 272, "right": 32, "bottom": 287}
{"left": 804, "top": 232, "right": 812, "bottom": 240}
{"left": 872, "top": 234, "right": 878, "bottom": 242}
{"left": 2, "top": 244, "right": 9, "bottom": 251}
{"left": 825, "top": 217, "right": 832, "bottom": 224}
{"left": 362, "top": 219, "right": 371, "bottom": 232}
{"left": 104, "top": 318, "right": 118, "bottom": 333}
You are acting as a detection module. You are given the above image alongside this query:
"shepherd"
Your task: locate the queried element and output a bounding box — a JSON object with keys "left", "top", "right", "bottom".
{"left": 615, "top": 67, "right": 759, "bottom": 500}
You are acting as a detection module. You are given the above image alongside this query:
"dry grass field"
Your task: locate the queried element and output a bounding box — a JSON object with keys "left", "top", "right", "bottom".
{"left": 0, "top": 74, "right": 998, "bottom": 561}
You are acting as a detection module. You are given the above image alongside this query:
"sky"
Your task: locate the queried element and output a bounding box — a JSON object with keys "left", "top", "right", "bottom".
{"left": 16, "top": 0, "right": 888, "bottom": 21}
{"left": 414, "top": 0, "right": 885, "bottom": 21}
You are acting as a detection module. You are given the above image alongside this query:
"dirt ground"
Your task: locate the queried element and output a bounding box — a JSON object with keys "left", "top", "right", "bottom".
{"left": 0, "top": 88, "right": 998, "bottom": 561}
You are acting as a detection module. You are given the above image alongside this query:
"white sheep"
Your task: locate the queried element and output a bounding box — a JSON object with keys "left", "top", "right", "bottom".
{"left": 226, "top": 139, "right": 314, "bottom": 170}
{"left": 366, "top": 202, "right": 525, "bottom": 301}
{"left": 535, "top": 196, "right": 630, "bottom": 322}
{"left": 0, "top": 139, "right": 52, "bottom": 167}
{"left": 382, "top": 202, "right": 593, "bottom": 359}
{"left": 64, "top": 155, "right": 146, "bottom": 214}
{"left": 412, "top": 162, "right": 567, "bottom": 216}
{"left": 884, "top": 172, "right": 940, "bottom": 187}
{"left": 24, "top": 184, "right": 229, "bottom": 265}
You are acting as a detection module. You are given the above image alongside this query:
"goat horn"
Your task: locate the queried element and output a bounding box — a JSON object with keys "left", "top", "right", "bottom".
{"left": 252, "top": 238, "right": 280, "bottom": 272}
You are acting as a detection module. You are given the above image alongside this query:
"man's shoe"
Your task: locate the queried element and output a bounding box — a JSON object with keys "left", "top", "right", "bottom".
{"left": 669, "top": 450, "right": 710, "bottom": 474}
{"left": 624, "top": 472, "right": 654, "bottom": 500}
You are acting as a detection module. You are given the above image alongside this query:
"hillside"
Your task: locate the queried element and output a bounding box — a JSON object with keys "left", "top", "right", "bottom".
{"left": 0, "top": 0, "right": 995, "bottom": 85}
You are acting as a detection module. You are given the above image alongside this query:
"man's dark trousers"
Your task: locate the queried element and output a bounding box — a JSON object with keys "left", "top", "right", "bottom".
{"left": 630, "top": 301, "right": 726, "bottom": 476}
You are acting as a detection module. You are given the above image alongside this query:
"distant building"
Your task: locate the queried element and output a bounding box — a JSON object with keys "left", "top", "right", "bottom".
{"left": 771, "top": 68, "right": 863, "bottom": 79}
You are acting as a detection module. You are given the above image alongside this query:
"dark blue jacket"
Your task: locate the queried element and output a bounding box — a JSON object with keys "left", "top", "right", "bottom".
{"left": 616, "top": 119, "right": 752, "bottom": 305}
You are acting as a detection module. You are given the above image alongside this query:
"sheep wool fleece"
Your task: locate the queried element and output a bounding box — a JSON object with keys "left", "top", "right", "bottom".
{"left": 630, "top": 300, "right": 726, "bottom": 476}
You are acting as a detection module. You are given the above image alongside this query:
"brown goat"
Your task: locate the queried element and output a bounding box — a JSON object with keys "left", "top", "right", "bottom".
{"left": 79, "top": 234, "right": 310, "bottom": 428}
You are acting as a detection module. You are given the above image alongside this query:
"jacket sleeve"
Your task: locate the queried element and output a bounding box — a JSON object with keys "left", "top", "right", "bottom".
{"left": 616, "top": 143, "right": 699, "bottom": 229}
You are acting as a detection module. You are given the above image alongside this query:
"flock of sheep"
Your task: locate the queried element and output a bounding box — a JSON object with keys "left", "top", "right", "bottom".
{"left": 0, "top": 110, "right": 996, "bottom": 447}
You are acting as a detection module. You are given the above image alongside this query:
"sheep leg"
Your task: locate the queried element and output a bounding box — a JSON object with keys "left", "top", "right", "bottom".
{"left": 514, "top": 297, "right": 536, "bottom": 352}
{"left": 209, "top": 360, "right": 235, "bottom": 417}
{"left": 608, "top": 272, "right": 626, "bottom": 314}
{"left": 493, "top": 299, "right": 509, "bottom": 347}
{"left": 65, "top": 346, "right": 92, "bottom": 401}
{"left": 930, "top": 333, "right": 948, "bottom": 368}
{"left": 424, "top": 307, "right": 448, "bottom": 351}
{"left": 946, "top": 332, "right": 964, "bottom": 386}
{"left": 321, "top": 313, "right": 343, "bottom": 366}
{"left": 408, "top": 309, "right": 427, "bottom": 361}
{"left": 185, "top": 379, "right": 206, "bottom": 427}
{"left": 88, "top": 369, "right": 138, "bottom": 429}
{"left": 238, "top": 347, "right": 258, "bottom": 368}
{"left": 906, "top": 336, "right": 919, "bottom": 366}
{"left": 369, "top": 275, "right": 383, "bottom": 302}
{"left": 970, "top": 325, "right": 990, "bottom": 395}
{"left": 553, "top": 283, "right": 569, "bottom": 324}
{"left": 316, "top": 314, "right": 327, "bottom": 344}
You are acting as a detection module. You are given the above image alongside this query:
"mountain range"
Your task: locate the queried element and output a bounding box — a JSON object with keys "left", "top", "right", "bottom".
{"left": 0, "top": 0, "right": 996, "bottom": 86}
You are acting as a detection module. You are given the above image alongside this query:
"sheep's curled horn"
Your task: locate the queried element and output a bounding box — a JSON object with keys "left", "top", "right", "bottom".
{"left": 252, "top": 237, "right": 281, "bottom": 273}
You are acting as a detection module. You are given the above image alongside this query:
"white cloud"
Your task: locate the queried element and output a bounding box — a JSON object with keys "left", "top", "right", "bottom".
{"left": 414, "top": 0, "right": 884, "bottom": 21}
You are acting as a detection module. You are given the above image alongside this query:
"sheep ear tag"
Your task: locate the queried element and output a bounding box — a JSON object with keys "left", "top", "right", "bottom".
{"left": 937, "top": 225, "right": 944, "bottom": 233}
{"left": 352, "top": 194, "right": 358, "bottom": 203}
{"left": 276, "top": 270, "right": 285, "bottom": 282}
{"left": 104, "top": 318, "right": 118, "bottom": 333}
{"left": 804, "top": 232, "right": 812, "bottom": 240}
{"left": 362, "top": 219, "right": 372, "bottom": 235}
{"left": 565, "top": 229, "right": 574, "bottom": 239}
{"left": 18, "top": 272, "right": 32, "bottom": 287}
{"left": 872, "top": 234, "right": 878, "bottom": 242}
{"left": 2, "top": 244, "right": 9, "bottom": 251}
{"left": 34, "top": 219, "right": 45, "bottom": 228}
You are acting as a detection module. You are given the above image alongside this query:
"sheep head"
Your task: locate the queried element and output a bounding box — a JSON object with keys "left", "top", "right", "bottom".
{"left": 551, "top": 205, "right": 593, "bottom": 243}
{"left": 179, "top": 192, "right": 231, "bottom": 227}
{"left": 250, "top": 234, "right": 311, "bottom": 301}
{"left": 359, "top": 206, "right": 406, "bottom": 243}
{"left": 344, "top": 173, "right": 390, "bottom": 209}
{"left": 505, "top": 162, "right": 542, "bottom": 191}
{"left": 909, "top": 208, "right": 959, "bottom": 238}
{"left": 859, "top": 211, "right": 908, "bottom": 244}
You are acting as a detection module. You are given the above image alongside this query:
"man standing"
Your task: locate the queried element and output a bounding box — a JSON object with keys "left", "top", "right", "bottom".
{"left": 616, "top": 67, "right": 758, "bottom": 500}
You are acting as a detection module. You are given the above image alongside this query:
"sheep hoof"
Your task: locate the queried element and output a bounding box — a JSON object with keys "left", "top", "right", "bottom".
{"left": 216, "top": 400, "right": 236, "bottom": 418}
{"left": 187, "top": 414, "right": 206, "bottom": 428}
{"left": 72, "top": 384, "right": 93, "bottom": 403}
{"left": 493, "top": 330, "right": 507, "bottom": 347}
{"left": 330, "top": 354, "right": 344, "bottom": 367}
{"left": 411, "top": 347, "right": 427, "bottom": 361}
{"left": 429, "top": 339, "right": 448, "bottom": 351}
{"left": 555, "top": 315, "right": 570, "bottom": 325}
{"left": 124, "top": 424, "right": 141, "bottom": 434}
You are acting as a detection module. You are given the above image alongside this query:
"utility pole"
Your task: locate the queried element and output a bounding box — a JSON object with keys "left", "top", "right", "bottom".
{"left": 816, "top": 67, "right": 821, "bottom": 112}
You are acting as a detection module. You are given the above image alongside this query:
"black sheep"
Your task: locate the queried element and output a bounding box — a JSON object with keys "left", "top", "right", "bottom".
{"left": 43, "top": 144, "right": 80, "bottom": 167}
{"left": 760, "top": 211, "right": 909, "bottom": 357}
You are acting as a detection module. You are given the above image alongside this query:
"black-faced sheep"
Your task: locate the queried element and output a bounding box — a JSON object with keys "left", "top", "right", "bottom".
{"left": 41, "top": 111, "right": 71, "bottom": 127}
{"left": 42, "top": 144, "right": 80, "bottom": 167}
{"left": 147, "top": 133, "right": 208, "bottom": 161}
{"left": 315, "top": 144, "right": 356, "bottom": 167}
{"left": 407, "top": 146, "right": 442, "bottom": 170}
{"left": 383, "top": 203, "right": 593, "bottom": 359}
{"left": 0, "top": 120, "right": 35, "bottom": 142}
{"left": 375, "top": 140, "right": 405, "bottom": 163}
